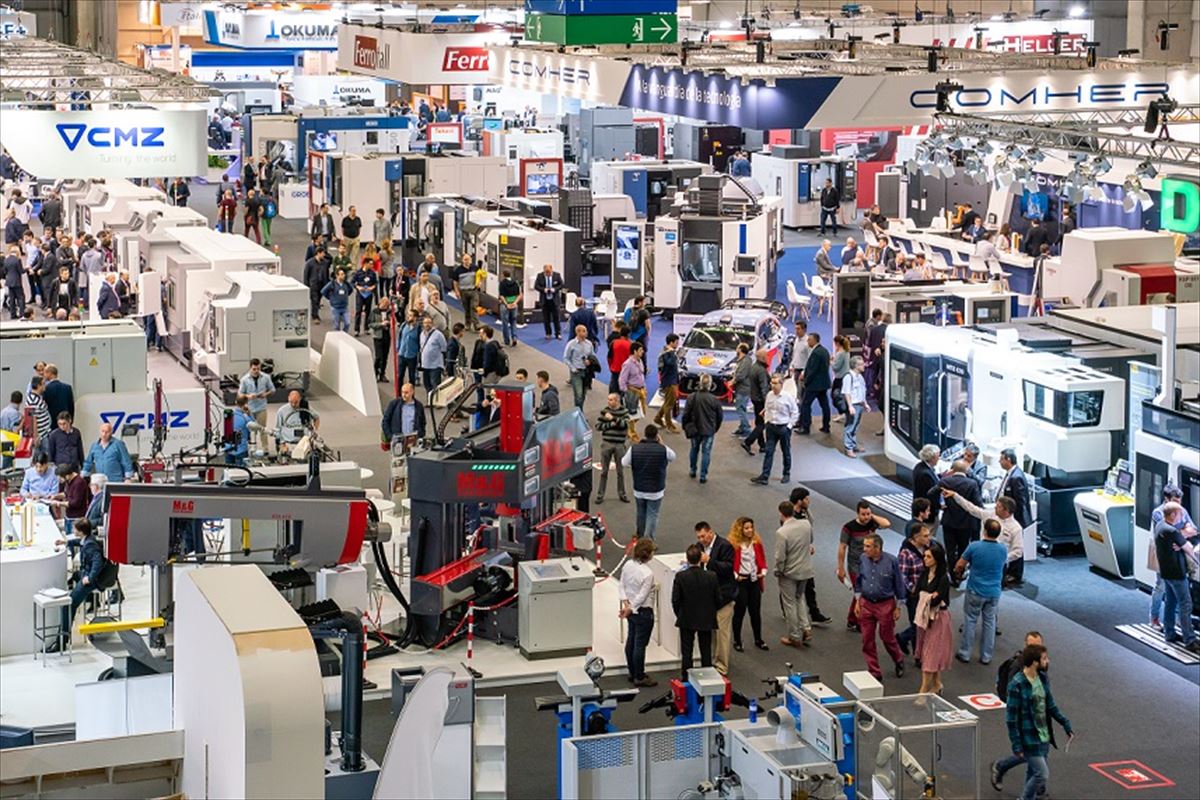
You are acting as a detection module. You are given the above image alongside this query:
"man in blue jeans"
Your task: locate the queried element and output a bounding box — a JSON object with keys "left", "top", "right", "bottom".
{"left": 1149, "top": 483, "right": 1197, "bottom": 629}
{"left": 953, "top": 517, "right": 1007, "bottom": 664}
{"left": 1154, "top": 503, "right": 1200, "bottom": 652}
{"left": 750, "top": 375, "right": 798, "bottom": 485}
{"left": 994, "top": 643, "right": 1074, "bottom": 799}
{"left": 622, "top": 424, "right": 675, "bottom": 539}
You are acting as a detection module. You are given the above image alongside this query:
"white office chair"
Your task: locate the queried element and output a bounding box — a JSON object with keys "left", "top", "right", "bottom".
{"left": 565, "top": 291, "right": 579, "bottom": 313}
{"left": 967, "top": 256, "right": 990, "bottom": 282}
{"left": 808, "top": 274, "right": 833, "bottom": 320}
{"left": 929, "top": 250, "right": 954, "bottom": 277}
{"left": 785, "top": 279, "right": 811, "bottom": 322}
{"left": 862, "top": 228, "right": 880, "bottom": 250}
{"left": 928, "top": 216, "right": 948, "bottom": 232}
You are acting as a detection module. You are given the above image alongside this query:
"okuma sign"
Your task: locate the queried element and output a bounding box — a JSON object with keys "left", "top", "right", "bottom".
{"left": 0, "top": 109, "right": 208, "bottom": 179}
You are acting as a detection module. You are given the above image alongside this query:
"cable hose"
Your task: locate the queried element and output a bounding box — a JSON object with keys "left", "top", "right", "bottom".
{"left": 371, "top": 540, "right": 416, "bottom": 648}
{"left": 435, "top": 376, "right": 483, "bottom": 444}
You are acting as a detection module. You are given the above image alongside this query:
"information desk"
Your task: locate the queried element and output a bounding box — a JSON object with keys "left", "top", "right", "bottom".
{"left": 886, "top": 228, "right": 1039, "bottom": 298}
{"left": 1, "top": 501, "right": 68, "bottom": 656}
{"left": 1075, "top": 490, "right": 1135, "bottom": 579}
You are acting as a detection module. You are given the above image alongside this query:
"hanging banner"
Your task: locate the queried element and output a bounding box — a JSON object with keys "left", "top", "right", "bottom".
{"left": 491, "top": 46, "right": 632, "bottom": 104}
{"left": 203, "top": 8, "right": 339, "bottom": 50}
{"left": 290, "top": 76, "right": 389, "bottom": 108}
{"left": 0, "top": 109, "right": 208, "bottom": 179}
{"left": 617, "top": 65, "right": 1200, "bottom": 130}
{"left": 338, "top": 24, "right": 504, "bottom": 85}
{"left": 0, "top": 9, "right": 35, "bottom": 38}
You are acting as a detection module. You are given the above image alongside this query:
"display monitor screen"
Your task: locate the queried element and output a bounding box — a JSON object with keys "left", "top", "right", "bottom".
{"left": 735, "top": 255, "right": 758, "bottom": 274}
{"left": 526, "top": 172, "right": 560, "bottom": 196}
{"left": 308, "top": 131, "right": 338, "bottom": 152}
{"left": 614, "top": 225, "right": 640, "bottom": 272}
{"left": 1115, "top": 469, "right": 1133, "bottom": 493}
{"left": 681, "top": 241, "right": 720, "bottom": 283}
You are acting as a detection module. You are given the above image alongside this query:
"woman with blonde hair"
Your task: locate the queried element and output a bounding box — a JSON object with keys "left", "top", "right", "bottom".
{"left": 729, "top": 516, "right": 769, "bottom": 652}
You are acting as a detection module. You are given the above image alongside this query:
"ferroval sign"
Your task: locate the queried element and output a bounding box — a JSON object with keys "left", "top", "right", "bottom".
{"left": 353, "top": 35, "right": 388, "bottom": 70}
{"left": 442, "top": 47, "right": 490, "bottom": 73}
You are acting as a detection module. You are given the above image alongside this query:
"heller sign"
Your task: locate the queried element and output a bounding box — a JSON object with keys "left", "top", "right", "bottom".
{"left": 0, "top": 109, "right": 207, "bottom": 179}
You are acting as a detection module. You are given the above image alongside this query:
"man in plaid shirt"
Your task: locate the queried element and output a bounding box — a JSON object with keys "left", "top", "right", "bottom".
{"left": 994, "top": 643, "right": 1074, "bottom": 800}
{"left": 895, "top": 515, "right": 931, "bottom": 659}
{"left": 897, "top": 515, "right": 931, "bottom": 662}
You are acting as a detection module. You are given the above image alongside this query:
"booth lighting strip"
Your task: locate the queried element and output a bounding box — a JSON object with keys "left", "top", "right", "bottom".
{"left": 942, "top": 105, "right": 1200, "bottom": 130}
{"left": 933, "top": 110, "right": 1200, "bottom": 171}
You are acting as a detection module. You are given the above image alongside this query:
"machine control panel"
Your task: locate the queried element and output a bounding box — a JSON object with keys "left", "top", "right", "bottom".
{"left": 273, "top": 309, "right": 309, "bottom": 339}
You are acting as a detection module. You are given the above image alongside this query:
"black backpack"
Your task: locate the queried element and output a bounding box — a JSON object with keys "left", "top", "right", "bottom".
{"left": 495, "top": 346, "right": 510, "bottom": 377}
{"left": 470, "top": 339, "right": 485, "bottom": 370}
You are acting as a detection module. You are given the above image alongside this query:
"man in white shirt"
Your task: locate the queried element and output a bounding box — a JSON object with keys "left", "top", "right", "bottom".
{"left": 841, "top": 356, "right": 868, "bottom": 457}
{"left": 751, "top": 375, "right": 799, "bottom": 486}
{"left": 618, "top": 537, "right": 659, "bottom": 687}
{"left": 275, "top": 390, "right": 319, "bottom": 450}
{"left": 790, "top": 321, "right": 810, "bottom": 389}
{"left": 238, "top": 358, "right": 275, "bottom": 451}
{"left": 943, "top": 490, "right": 1025, "bottom": 586}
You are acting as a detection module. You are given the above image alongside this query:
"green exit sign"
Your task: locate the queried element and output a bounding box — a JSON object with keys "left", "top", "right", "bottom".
{"left": 1161, "top": 176, "right": 1200, "bottom": 234}
{"left": 525, "top": 12, "right": 677, "bottom": 45}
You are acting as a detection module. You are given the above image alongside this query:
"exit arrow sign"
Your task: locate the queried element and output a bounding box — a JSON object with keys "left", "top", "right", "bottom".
{"left": 525, "top": 12, "right": 677, "bottom": 45}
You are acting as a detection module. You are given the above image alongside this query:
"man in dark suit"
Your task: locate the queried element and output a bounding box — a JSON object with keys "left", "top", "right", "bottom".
{"left": 381, "top": 382, "right": 426, "bottom": 447}
{"left": 695, "top": 521, "right": 737, "bottom": 674}
{"left": 938, "top": 459, "right": 984, "bottom": 570}
{"left": 998, "top": 448, "right": 1032, "bottom": 529}
{"left": 797, "top": 333, "right": 832, "bottom": 435}
{"left": 41, "top": 364, "right": 74, "bottom": 422}
{"left": 913, "top": 443, "right": 942, "bottom": 529}
{"left": 533, "top": 263, "right": 564, "bottom": 339}
{"left": 672, "top": 543, "right": 721, "bottom": 678}
{"left": 1022, "top": 218, "right": 1049, "bottom": 257}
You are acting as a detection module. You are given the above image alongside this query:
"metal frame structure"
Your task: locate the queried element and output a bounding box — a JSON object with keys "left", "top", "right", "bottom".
{"left": 0, "top": 38, "right": 215, "bottom": 107}
{"left": 932, "top": 106, "right": 1200, "bottom": 170}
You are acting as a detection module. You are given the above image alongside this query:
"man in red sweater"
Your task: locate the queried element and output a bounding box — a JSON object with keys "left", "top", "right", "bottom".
{"left": 607, "top": 323, "right": 632, "bottom": 395}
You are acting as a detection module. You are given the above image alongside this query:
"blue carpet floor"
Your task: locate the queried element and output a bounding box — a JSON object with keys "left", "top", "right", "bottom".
{"left": 450, "top": 244, "right": 825, "bottom": 398}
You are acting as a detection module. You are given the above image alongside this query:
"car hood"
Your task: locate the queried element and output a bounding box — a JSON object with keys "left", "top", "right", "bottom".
{"left": 679, "top": 348, "right": 738, "bottom": 374}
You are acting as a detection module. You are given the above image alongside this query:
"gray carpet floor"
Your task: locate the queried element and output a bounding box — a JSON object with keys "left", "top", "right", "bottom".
{"left": 203, "top": 191, "right": 1199, "bottom": 800}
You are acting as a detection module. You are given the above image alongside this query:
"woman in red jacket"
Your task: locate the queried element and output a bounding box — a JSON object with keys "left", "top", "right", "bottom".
{"left": 729, "top": 516, "right": 769, "bottom": 652}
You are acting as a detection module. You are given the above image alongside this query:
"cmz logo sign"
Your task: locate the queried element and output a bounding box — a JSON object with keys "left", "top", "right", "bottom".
{"left": 99, "top": 410, "right": 190, "bottom": 430}
{"left": 56, "top": 124, "right": 164, "bottom": 151}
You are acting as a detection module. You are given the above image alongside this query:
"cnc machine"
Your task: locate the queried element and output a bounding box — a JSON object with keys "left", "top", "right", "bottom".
{"left": 751, "top": 151, "right": 858, "bottom": 229}
{"left": 589, "top": 159, "right": 711, "bottom": 221}
{"left": 156, "top": 227, "right": 281, "bottom": 368}
{"left": 72, "top": 179, "right": 166, "bottom": 237}
{"left": 649, "top": 174, "right": 783, "bottom": 315}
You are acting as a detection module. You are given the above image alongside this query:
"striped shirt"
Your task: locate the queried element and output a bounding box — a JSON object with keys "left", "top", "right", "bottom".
{"left": 596, "top": 404, "right": 630, "bottom": 445}
{"left": 25, "top": 390, "right": 50, "bottom": 441}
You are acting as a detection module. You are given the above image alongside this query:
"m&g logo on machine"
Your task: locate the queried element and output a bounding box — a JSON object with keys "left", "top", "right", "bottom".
{"left": 1161, "top": 176, "right": 1200, "bottom": 235}
{"left": 56, "top": 123, "right": 165, "bottom": 151}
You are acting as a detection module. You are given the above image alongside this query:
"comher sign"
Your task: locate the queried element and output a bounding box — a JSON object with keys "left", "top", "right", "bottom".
{"left": 0, "top": 109, "right": 207, "bottom": 179}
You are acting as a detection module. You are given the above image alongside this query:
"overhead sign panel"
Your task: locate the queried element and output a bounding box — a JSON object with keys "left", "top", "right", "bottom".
{"left": 203, "top": 8, "right": 338, "bottom": 50}
{"left": 338, "top": 24, "right": 503, "bottom": 84}
{"left": 525, "top": 0, "right": 677, "bottom": 13}
{"left": 618, "top": 65, "right": 1200, "bottom": 130}
{"left": 0, "top": 109, "right": 208, "bottom": 179}
{"left": 491, "top": 46, "right": 632, "bottom": 104}
{"left": 526, "top": 12, "right": 676, "bottom": 45}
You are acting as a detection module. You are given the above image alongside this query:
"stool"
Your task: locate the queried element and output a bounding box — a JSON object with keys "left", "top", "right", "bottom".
{"left": 85, "top": 579, "right": 123, "bottom": 624}
{"left": 32, "top": 591, "right": 72, "bottom": 665}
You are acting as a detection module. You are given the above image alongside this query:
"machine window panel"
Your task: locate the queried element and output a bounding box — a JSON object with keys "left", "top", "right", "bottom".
{"left": 1135, "top": 454, "right": 1168, "bottom": 531}
{"left": 1181, "top": 469, "right": 1200, "bottom": 524}
{"left": 1066, "top": 390, "right": 1104, "bottom": 428}
{"left": 944, "top": 372, "right": 970, "bottom": 440}
{"left": 680, "top": 241, "right": 720, "bottom": 283}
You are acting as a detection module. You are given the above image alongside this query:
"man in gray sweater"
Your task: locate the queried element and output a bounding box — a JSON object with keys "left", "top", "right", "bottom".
{"left": 776, "top": 498, "right": 816, "bottom": 647}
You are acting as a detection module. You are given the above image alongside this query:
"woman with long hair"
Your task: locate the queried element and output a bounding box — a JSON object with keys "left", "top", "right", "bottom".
{"left": 830, "top": 335, "right": 852, "bottom": 422}
{"left": 916, "top": 540, "right": 953, "bottom": 694}
{"left": 729, "top": 517, "right": 769, "bottom": 652}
